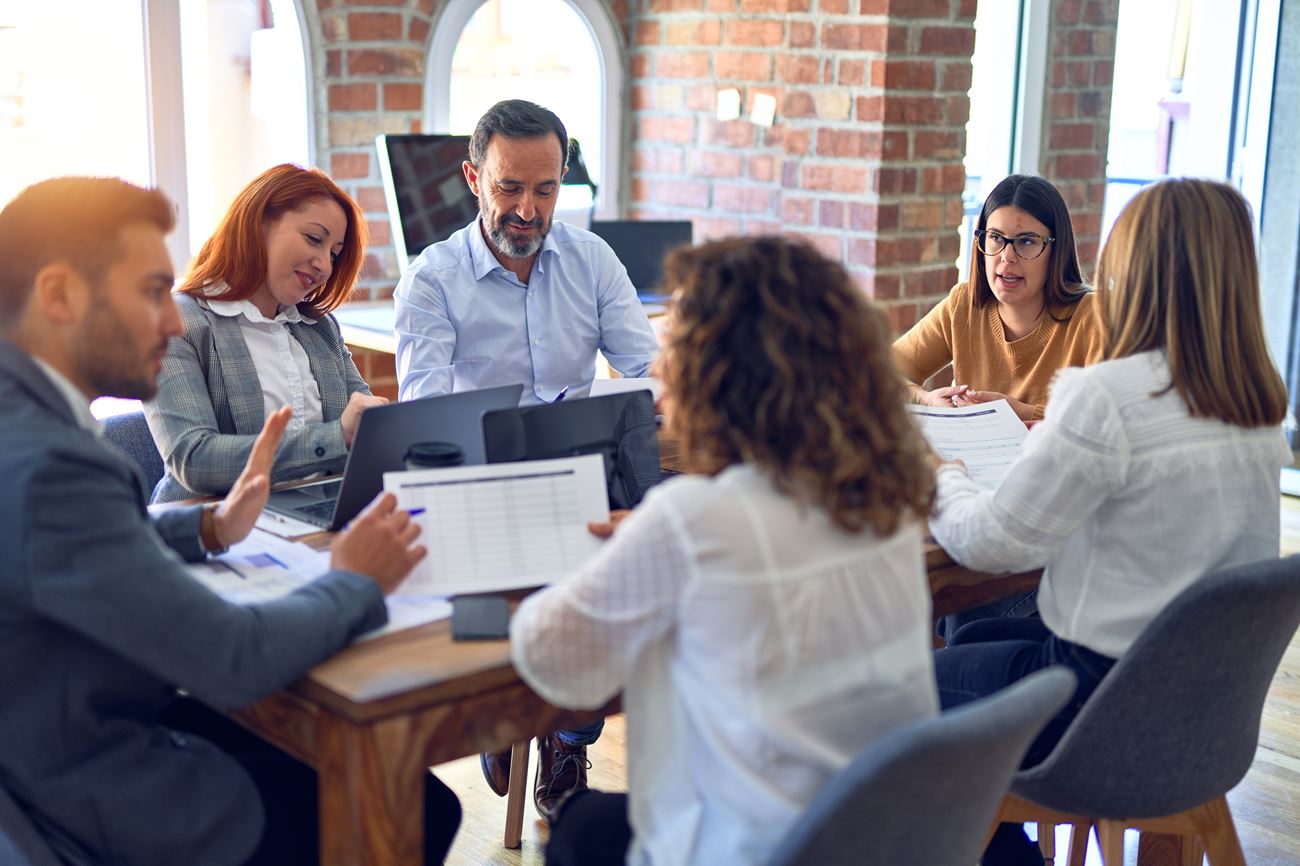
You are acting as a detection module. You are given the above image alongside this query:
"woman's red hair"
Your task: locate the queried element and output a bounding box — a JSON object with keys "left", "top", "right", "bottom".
{"left": 179, "top": 163, "right": 367, "bottom": 317}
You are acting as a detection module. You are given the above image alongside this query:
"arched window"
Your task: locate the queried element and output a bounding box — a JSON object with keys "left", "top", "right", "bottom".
{"left": 426, "top": 0, "right": 623, "bottom": 220}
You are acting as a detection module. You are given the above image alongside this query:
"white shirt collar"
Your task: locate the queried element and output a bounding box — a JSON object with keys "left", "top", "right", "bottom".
{"left": 206, "top": 297, "right": 316, "bottom": 325}
{"left": 31, "top": 357, "right": 99, "bottom": 433}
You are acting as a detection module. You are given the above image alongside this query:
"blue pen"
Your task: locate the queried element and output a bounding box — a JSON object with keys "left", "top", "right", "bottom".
{"left": 553, "top": 386, "right": 569, "bottom": 403}
{"left": 407, "top": 508, "right": 426, "bottom": 517}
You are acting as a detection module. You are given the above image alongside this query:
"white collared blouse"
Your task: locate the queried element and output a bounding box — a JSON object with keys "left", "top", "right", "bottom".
{"left": 511, "top": 464, "right": 939, "bottom": 866}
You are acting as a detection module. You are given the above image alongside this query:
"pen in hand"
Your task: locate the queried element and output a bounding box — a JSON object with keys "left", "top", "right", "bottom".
{"left": 552, "top": 386, "right": 569, "bottom": 404}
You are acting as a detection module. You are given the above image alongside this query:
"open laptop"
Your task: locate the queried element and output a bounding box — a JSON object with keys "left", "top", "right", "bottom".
{"left": 265, "top": 384, "right": 523, "bottom": 531}
{"left": 481, "top": 391, "right": 661, "bottom": 510}
{"left": 588, "top": 220, "right": 693, "bottom": 303}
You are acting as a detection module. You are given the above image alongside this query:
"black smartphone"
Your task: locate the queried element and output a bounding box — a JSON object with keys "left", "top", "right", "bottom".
{"left": 451, "top": 594, "right": 511, "bottom": 641}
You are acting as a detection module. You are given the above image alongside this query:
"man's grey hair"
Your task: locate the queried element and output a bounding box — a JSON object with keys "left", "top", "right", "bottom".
{"left": 468, "top": 99, "right": 569, "bottom": 171}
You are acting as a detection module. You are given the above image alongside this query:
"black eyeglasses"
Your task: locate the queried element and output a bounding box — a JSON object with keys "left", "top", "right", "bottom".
{"left": 974, "top": 230, "right": 1054, "bottom": 260}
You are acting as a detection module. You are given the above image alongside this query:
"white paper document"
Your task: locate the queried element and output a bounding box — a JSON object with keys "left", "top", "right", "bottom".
{"left": 384, "top": 454, "right": 610, "bottom": 596}
{"left": 907, "top": 399, "right": 1028, "bottom": 491}
{"left": 255, "top": 509, "right": 322, "bottom": 539}
{"left": 589, "top": 376, "right": 662, "bottom": 401}
{"left": 186, "top": 529, "right": 451, "bottom": 642}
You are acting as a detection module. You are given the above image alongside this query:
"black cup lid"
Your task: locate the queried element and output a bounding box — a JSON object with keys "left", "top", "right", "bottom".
{"left": 404, "top": 441, "right": 465, "bottom": 467}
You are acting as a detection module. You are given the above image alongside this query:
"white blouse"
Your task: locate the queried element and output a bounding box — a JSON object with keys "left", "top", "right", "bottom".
{"left": 206, "top": 299, "right": 324, "bottom": 433}
{"left": 511, "top": 465, "right": 939, "bottom": 866}
{"left": 931, "top": 350, "right": 1289, "bottom": 658}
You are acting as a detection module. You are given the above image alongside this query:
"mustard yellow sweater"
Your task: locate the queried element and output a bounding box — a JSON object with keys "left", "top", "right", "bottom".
{"left": 892, "top": 281, "right": 1104, "bottom": 420}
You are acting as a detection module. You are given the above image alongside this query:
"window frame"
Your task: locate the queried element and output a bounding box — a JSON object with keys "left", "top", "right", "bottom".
{"left": 142, "top": 0, "right": 315, "bottom": 268}
{"left": 423, "top": 0, "right": 624, "bottom": 219}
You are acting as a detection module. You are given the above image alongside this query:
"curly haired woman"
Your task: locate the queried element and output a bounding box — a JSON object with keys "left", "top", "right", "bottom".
{"left": 511, "top": 235, "right": 939, "bottom": 866}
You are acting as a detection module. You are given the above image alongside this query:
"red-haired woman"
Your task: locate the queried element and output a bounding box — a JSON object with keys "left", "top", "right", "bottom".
{"left": 146, "top": 164, "right": 388, "bottom": 502}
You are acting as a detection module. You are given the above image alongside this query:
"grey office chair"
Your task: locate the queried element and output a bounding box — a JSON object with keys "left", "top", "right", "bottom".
{"left": 766, "top": 667, "right": 1077, "bottom": 866}
{"left": 101, "top": 410, "right": 165, "bottom": 497}
{"left": 0, "top": 786, "right": 62, "bottom": 866}
{"left": 994, "top": 554, "right": 1300, "bottom": 866}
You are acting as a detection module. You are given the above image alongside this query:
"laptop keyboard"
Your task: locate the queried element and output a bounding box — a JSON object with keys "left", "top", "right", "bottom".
{"left": 293, "top": 499, "right": 337, "bottom": 523}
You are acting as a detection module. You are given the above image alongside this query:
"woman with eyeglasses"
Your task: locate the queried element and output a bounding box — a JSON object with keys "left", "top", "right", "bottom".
{"left": 893, "top": 174, "right": 1104, "bottom": 423}
{"left": 930, "top": 179, "right": 1289, "bottom": 865}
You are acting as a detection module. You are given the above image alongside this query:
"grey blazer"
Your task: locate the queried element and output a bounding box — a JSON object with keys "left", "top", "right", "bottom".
{"left": 0, "top": 341, "right": 386, "bottom": 866}
{"left": 145, "top": 293, "right": 371, "bottom": 502}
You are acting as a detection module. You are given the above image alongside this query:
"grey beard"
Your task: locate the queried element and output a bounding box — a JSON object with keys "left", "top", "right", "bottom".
{"left": 488, "top": 220, "right": 546, "bottom": 258}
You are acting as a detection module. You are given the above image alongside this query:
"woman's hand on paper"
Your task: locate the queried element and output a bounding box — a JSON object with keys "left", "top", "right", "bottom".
{"left": 210, "top": 406, "right": 292, "bottom": 549}
{"left": 927, "top": 452, "right": 968, "bottom": 474}
{"left": 951, "top": 389, "right": 1036, "bottom": 423}
{"left": 331, "top": 492, "right": 427, "bottom": 594}
{"left": 913, "top": 384, "right": 969, "bottom": 407}
{"left": 587, "top": 509, "right": 631, "bottom": 539}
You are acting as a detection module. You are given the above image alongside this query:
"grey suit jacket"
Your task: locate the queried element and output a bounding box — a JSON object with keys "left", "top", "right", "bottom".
{"left": 145, "top": 293, "right": 371, "bottom": 502}
{"left": 0, "top": 341, "right": 387, "bottom": 866}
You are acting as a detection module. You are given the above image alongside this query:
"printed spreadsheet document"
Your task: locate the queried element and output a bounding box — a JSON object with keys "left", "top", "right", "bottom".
{"left": 907, "top": 399, "right": 1028, "bottom": 490}
{"left": 384, "top": 454, "right": 610, "bottom": 596}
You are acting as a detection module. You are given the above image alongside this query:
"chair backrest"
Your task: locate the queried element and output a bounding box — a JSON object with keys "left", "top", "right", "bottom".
{"left": 0, "top": 785, "right": 62, "bottom": 866}
{"left": 766, "top": 667, "right": 1076, "bottom": 866}
{"left": 101, "top": 410, "right": 165, "bottom": 496}
{"left": 1013, "top": 554, "right": 1300, "bottom": 817}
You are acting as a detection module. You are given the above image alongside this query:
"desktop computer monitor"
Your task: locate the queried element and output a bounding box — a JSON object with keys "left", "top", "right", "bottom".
{"left": 376, "top": 133, "right": 477, "bottom": 265}
{"left": 588, "top": 219, "right": 693, "bottom": 303}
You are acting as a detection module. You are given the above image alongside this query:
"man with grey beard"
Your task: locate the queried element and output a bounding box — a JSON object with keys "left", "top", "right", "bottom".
{"left": 394, "top": 99, "right": 658, "bottom": 410}
{"left": 393, "top": 98, "right": 655, "bottom": 823}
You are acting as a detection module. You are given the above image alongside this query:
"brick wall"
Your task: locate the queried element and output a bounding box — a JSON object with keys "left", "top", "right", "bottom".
{"left": 300, "top": 0, "right": 1117, "bottom": 342}
{"left": 625, "top": 0, "right": 976, "bottom": 332}
{"left": 1038, "top": 0, "right": 1120, "bottom": 269}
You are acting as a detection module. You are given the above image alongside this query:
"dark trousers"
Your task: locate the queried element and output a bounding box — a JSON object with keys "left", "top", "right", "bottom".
{"left": 544, "top": 790, "right": 632, "bottom": 866}
{"left": 934, "top": 617, "right": 1117, "bottom": 864}
{"left": 162, "top": 699, "right": 461, "bottom": 865}
{"left": 556, "top": 720, "right": 605, "bottom": 747}
{"left": 937, "top": 587, "right": 1040, "bottom": 643}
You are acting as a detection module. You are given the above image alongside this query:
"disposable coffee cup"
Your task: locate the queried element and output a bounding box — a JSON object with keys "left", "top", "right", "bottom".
{"left": 404, "top": 441, "right": 465, "bottom": 470}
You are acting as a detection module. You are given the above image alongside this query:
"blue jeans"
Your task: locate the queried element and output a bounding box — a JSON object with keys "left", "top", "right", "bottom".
{"left": 937, "top": 587, "right": 1040, "bottom": 643}
{"left": 934, "top": 617, "right": 1116, "bottom": 866}
{"left": 555, "top": 720, "right": 604, "bottom": 747}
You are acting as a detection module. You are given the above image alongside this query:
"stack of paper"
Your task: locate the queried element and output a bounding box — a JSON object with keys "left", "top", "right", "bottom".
{"left": 186, "top": 529, "right": 451, "bottom": 642}
{"left": 907, "top": 399, "right": 1028, "bottom": 490}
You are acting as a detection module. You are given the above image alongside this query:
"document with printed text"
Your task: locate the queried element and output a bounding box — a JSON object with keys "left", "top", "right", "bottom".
{"left": 384, "top": 454, "right": 610, "bottom": 596}
{"left": 590, "top": 376, "right": 662, "bottom": 401}
{"left": 907, "top": 399, "right": 1028, "bottom": 490}
{"left": 186, "top": 529, "right": 452, "bottom": 642}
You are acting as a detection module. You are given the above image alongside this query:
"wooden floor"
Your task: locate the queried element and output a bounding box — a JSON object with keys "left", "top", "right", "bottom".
{"left": 437, "top": 501, "right": 1300, "bottom": 866}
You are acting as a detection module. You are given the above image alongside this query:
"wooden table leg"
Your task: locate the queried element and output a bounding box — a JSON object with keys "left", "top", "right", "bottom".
{"left": 504, "top": 740, "right": 532, "bottom": 849}
{"left": 317, "top": 711, "right": 428, "bottom": 866}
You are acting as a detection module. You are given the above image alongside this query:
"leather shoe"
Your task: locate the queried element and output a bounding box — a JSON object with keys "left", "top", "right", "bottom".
{"left": 533, "top": 733, "right": 591, "bottom": 824}
{"left": 479, "top": 747, "right": 511, "bottom": 797}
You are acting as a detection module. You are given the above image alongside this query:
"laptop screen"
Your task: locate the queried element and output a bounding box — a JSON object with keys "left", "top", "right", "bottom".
{"left": 481, "top": 391, "right": 661, "bottom": 510}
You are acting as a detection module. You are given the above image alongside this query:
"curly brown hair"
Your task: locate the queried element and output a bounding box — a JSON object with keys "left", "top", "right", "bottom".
{"left": 660, "top": 235, "right": 934, "bottom": 535}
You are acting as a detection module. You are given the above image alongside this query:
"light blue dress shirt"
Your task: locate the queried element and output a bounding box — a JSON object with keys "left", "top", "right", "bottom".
{"left": 394, "top": 218, "right": 660, "bottom": 406}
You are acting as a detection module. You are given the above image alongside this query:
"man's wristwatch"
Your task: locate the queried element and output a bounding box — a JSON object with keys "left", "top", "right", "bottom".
{"left": 199, "top": 503, "right": 229, "bottom": 555}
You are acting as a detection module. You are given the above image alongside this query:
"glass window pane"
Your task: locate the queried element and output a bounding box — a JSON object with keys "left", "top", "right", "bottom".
{"left": 180, "top": 0, "right": 309, "bottom": 255}
{"left": 0, "top": 0, "right": 151, "bottom": 208}
{"left": 449, "top": 0, "right": 602, "bottom": 212}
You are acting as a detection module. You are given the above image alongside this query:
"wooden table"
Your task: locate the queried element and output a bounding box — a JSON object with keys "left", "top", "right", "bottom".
{"left": 225, "top": 540, "right": 1038, "bottom": 865}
